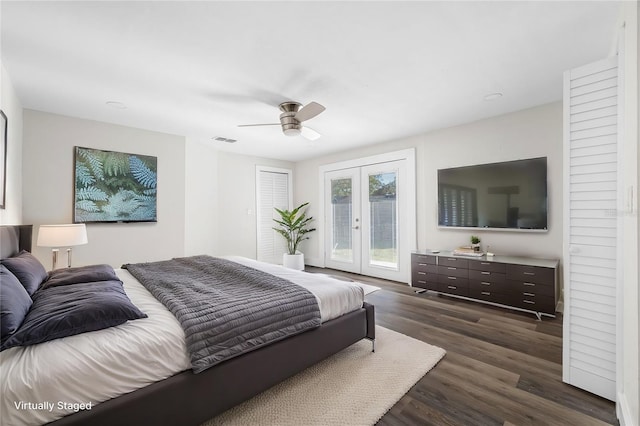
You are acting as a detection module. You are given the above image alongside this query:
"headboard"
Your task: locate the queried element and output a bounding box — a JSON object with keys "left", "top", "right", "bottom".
{"left": 0, "top": 225, "right": 33, "bottom": 258}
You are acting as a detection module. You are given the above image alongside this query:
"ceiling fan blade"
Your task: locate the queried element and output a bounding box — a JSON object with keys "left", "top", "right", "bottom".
{"left": 301, "top": 126, "right": 321, "bottom": 141}
{"left": 294, "top": 102, "right": 325, "bottom": 122}
{"left": 237, "top": 123, "right": 281, "bottom": 127}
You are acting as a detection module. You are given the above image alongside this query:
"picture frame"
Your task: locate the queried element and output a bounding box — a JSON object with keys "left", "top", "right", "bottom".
{"left": 0, "top": 110, "right": 7, "bottom": 209}
{"left": 73, "top": 146, "right": 158, "bottom": 223}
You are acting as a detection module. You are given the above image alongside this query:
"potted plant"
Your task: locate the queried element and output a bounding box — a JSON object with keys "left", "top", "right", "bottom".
{"left": 470, "top": 235, "right": 481, "bottom": 252}
{"left": 273, "top": 202, "right": 316, "bottom": 270}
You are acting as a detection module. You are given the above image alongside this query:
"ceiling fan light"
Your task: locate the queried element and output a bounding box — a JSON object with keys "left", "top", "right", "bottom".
{"left": 283, "top": 127, "right": 301, "bottom": 136}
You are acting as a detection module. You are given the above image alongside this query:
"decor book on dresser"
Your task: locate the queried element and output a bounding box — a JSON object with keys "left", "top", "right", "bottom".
{"left": 411, "top": 250, "right": 559, "bottom": 320}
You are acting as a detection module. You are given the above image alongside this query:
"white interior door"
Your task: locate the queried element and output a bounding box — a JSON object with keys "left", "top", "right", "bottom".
{"left": 563, "top": 56, "right": 619, "bottom": 401}
{"left": 324, "top": 160, "right": 409, "bottom": 281}
{"left": 256, "top": 167, "right": 292, "bottom": 264}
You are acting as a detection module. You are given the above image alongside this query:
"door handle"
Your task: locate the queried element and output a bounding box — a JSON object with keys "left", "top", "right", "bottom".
{"left": 352, "top": 226, "right": 359, "bottom": 230}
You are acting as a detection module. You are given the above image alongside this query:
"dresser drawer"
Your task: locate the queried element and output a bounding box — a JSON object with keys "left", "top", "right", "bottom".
{"left": 411, "top": 254, "right": 436, "bottom": 265}
{"left": 469, "top": 279, "right": 513, "bottom": 294}
{"left": 506, "top": 264, "right": 555, "bottom": 284}
{"left": 438, "top": 274, "right": 468, "bottom": 287}
{"left": 438, "top": 281, "right": 469, "bottom": 297}
{"left": 438, "top": 265, "right": 468, "bottom": 278}
{"left": 468, "top": 269, "right": 506, "bottom": 284}
{"left": 468, "top": 287, "right": 512, "bottom": 305}
{"left": 438, "top": 256, "right": 468, "bottom": 268}
{"left": 507, "top": 279, "right": 555, "bottom": 297}
{"left": 412, "top": 272, "right": 438, "bottom": 290}
{"left": 468, "top": 259, "right": 506, "bottom": 274}
{"left": 412, "top": 262, "right": 438, "bottom": 274}
{"left": 514, "top": 294, "right": 555, "bottom": 314}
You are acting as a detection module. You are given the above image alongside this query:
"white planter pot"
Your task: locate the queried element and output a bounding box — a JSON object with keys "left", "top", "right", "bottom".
{"left": 283, "top": 253, "right": 305, "bottom": 271}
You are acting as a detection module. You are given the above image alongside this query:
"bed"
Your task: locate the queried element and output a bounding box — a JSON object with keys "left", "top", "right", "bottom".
{"left": 0, "top": 225, "right": 375, "bottom": 426}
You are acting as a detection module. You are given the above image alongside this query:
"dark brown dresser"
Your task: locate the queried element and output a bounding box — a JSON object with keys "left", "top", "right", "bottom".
{"left": 411, "top": 250, "right": 559, "bottom": 320}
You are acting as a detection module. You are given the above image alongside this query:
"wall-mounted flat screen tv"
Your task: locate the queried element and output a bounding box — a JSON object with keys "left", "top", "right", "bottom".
{"left": 438, "top": 157, "right": 547, "bottom": 231}
{"left": 74, "top": 146, "right": 157, "bottom": 223}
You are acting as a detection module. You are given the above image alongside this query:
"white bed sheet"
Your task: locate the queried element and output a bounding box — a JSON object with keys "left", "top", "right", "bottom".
{"left": 0, "top": 257, "right": 364, "bottom": 426}
{"left": 223, "top": 256, "right": 364, "bottom": 322}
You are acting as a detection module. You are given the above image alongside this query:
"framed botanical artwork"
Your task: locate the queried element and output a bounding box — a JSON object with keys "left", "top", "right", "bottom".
{"left": 73, "top": 146, "right": 158, "bottom": 223}
{"left": 0, "top": 110, "right": 7, "bottom": 209}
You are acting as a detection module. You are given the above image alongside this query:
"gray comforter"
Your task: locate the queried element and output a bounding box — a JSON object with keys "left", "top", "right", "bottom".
{"left": 124, "top": 255, "right": 321, "bottom": 373}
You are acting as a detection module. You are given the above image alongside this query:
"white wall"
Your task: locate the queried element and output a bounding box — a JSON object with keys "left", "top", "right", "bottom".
{"left": 22, "top": 110, "right": 186, "bottom": 269}
{"left": 296, "top": 102, "right": 563, "bottom": 268}
{"left": 184, "top": 138, "right": 219, "bottom": 256}
{"left": 216, "top": 151, "right": 293, "bottom": 259}
{"left": 0, "top": 65, "right": 23, "bottom": 225}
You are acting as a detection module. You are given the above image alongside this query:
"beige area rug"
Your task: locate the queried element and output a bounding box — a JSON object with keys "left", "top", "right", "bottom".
{"left": 314, "top": 272, "right": 381, "bottom": 295}
{"left": 203, "top": 326, "right": 446, "bottom": 426}
{"left": 354, "top": 281, "right": 381, "bottom": 296}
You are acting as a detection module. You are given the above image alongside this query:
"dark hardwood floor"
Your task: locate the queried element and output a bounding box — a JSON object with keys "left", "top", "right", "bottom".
{"left": 305, "top": 266, "right": 618, "bottom": 426}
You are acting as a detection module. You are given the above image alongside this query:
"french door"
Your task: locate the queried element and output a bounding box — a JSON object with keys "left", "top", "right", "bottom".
{"left": 324, "top": 160, "right": 409, "bottom": 282}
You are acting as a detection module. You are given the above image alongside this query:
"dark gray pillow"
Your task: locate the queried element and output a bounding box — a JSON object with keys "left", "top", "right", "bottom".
{"left": 42, "top": 264, "right": 118, "bottom": 289}
{"left": 1, "top": 251, "right": 48, "bottom": 295}
{"left": 1, "top": 280, "right": 147, "bottom": 351}
{"left": 0, "top": 265, "right": 33, "bottom": 342}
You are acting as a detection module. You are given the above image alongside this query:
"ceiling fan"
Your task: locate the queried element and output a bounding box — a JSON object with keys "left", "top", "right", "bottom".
{"left": 238, "top": 101, "right": 326, "bottom": 141}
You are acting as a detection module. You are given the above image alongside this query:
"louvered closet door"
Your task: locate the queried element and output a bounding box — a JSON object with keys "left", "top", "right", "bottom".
{"left": 563, "top": 56, "right": 618, "bottom": 401}
{"left": 257, "top": 169, "right": 291, "bottom": 264}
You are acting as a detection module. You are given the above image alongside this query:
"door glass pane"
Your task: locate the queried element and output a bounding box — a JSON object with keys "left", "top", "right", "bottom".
{"left": 331, "top": 178, "right": 353, "bottom": 261}
{"left": 368, "top": 172, "right": 397, "bottom": 268}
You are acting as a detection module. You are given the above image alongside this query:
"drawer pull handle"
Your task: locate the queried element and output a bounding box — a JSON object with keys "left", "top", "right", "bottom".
{"left": 480, "top": 282, "right": 491, "bottom": 286}
{"left": 447, "top": 285, "right": 457, "bottom": 290}
{"left": 417, "top": 271, "right": 426, "bottom": 275}
{"left": 418, "top": 263, "right": 427, "bottom": 266}
{"left": 447, "top": 258, "right": 456, "bottom": 261}
{"left": 523, "top": 300, "right": 535, "bottom": 304}
{"left": 418, "top": 280, "right": 427, "bottom": 284}
{"left": 447, "top": 276, "right": 457, "bottom": 280}
{"left": 523, "top": 292, "right": 535, "bottom": 297}
{"left": 481, "top": 262, "right": 490, "bottom": 265}
{"left": 447, "top": 267, "right": 457, "bottom": 270}
{"left": 481, "top": 291, "right": 490, "bottom": 295}
{"left": 523, "top": 282, "right": 535, "bottom": 286}
{"left": 481, "top": 271, "right": 490, "bottom": 275}
{"left": 524, "top": 272, "right": 535, "bottom": 276}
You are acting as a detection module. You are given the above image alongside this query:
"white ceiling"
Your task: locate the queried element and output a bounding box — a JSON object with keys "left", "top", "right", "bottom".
{"left": 1, "top": 1, "right": 621, "bottom": 162}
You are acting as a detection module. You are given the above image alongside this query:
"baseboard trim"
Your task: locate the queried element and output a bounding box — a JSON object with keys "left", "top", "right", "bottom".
{"left": 304, "top": 257, "right": 323, "bottom": 268}
{"left": 617, "top": 391, "right": 636, "bottom": 426}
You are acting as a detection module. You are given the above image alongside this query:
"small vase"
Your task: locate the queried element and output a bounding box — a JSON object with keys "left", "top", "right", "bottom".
{"left": 472, "top": 243, "right": 481, "bottom": 252}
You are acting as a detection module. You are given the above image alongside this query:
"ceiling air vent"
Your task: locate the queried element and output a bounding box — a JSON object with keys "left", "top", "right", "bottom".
{"left": 212, "top": 136, "right": 237, "bottom": 143}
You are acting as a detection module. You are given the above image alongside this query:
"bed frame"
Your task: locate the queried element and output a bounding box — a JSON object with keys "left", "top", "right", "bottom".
{"left": 0, "top": 225, "right": 375, "bottom": 426}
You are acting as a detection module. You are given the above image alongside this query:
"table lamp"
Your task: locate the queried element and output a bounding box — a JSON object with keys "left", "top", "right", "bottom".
{"left": 37, "top": 224, "right": 88, "bottom": 270}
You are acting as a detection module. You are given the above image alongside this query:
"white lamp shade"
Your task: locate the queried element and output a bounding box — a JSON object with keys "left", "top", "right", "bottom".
{"left": 37, "top": 224, "right": 88, "bottom": 247}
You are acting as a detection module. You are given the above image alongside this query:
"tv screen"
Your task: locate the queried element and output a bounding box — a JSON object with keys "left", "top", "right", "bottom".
{"left": 438, "top": 157, "right": 547, "bottom": 231}
{"left": 74, "top": 146, "right": 157, "bottom": 223}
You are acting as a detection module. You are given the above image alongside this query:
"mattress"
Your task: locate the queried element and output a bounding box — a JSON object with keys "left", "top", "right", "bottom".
{"left": 0, "top": 258, "right": 364, "bottom": 426}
